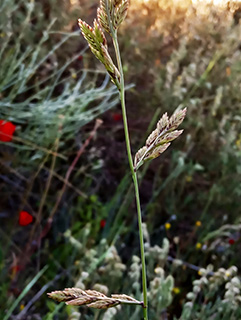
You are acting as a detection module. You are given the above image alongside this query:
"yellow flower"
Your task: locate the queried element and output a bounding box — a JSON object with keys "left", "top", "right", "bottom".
{"left": 165, "top": 222, "right": 171, "bottom": 230}
{"left": 195, "top": 221, "right": 202, "bottom": 227}
{"left": 20, "top": 304, "right": 25, "bottom": 311}
{"left": 236, "top": 139, "right": 241, "bottom": 148}
{"left": 196, "top": 242, "right": 202, "bottom": 250}
{"left": 71, "top": 72, "right": 77, "bottom": 79}
{"left": 185, "top": 175, "right": 192, "bottom": 182}
{"left": 173, "top": 287, "right": 181, "bottom": 294}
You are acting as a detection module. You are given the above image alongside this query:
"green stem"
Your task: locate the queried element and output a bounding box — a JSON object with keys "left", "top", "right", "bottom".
{"left": 133, "top": 172, "right": 148, "bottom": 319}
{"left": 112, "top": 30, "right": 148, "bottom": 320}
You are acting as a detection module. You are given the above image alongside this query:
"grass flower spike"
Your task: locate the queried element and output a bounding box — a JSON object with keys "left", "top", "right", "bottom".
{"left": 48, "top": 288, "right": 143, "bottom": 309}
{"left": 78, "top": 19, "right": 120, "bottom": 86}
{"left": 134, "top": 108, "right": 186, "bottom": 171}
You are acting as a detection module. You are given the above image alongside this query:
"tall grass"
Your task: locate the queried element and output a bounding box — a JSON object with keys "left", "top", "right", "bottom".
{"left": 1, "top": 0, "right": 241, "bottom": 319}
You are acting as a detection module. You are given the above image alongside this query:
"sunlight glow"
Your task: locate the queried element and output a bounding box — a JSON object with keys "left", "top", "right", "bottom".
{"left": 133, "top": 0, "right": 239, "bottom": 7}
{"left": 70, "top": 0, "right": 79, "bottom": 5}
{"left": 192, "top": 0, "right": 234, "bottom": 6}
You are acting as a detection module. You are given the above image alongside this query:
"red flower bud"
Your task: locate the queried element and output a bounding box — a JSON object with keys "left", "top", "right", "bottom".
{"left": 10, "top": 265, "right": 22, "bottom": 274}
{"left": 0, "top": 120, "right": 16, "bottom": 142}
{"left": 100, "top": 219, "right": 106, "bottom": 228}
{"left": 19, "top": 211, "right": 33, "bottom": 226}
{"left": 112, "top": 113, "right": 122, "bottom": 122}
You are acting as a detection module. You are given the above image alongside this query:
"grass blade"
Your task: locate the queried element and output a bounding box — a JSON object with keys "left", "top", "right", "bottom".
{"left": 3, "top": 265, "right": 48, "bottom": 320}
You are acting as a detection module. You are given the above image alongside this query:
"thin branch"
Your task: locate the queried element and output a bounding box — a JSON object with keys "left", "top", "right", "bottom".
{"left": 48, "top": 119, "right": 103, "bottom": 222}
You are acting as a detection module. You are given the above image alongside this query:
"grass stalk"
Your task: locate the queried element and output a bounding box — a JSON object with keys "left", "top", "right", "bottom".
{"left": 3, "top": 265, "right": 48, "bottom": 320}
{"left": 112, "top": 30, "right": 148, "bottom": 320}
{"left": 55, "top": 0, "right": 185, "bottom": 316}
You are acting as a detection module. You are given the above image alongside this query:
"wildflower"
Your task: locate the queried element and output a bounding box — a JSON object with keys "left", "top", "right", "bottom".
{"left": 155, "top": 59, "right": 161, "bottom": 67}
{"left": 71, "top": 72, "right": 77, "bottom": 79}
{"left": 196, "top": 242, "right": 202, "bottom": 250}
{"left": 112, "top": 113, "right": 122, "bottom": 122}
{"left": 236, "top": 138, "right": 241, "bottom": 148}
{"left": 100, "top": 219, "right": 106, "bottom": 228}
{"left": 185, "top": 175, "right": 192, "bottom": 182}
{"left": 0, "top": 120, "right": 16, "bottom": 142}
{"left": 20, "top": 304, "right": 25, "bottom": 311}
{"left": 10, "top": 265, "right": 22, "bottom": 278}
{"left": 226, "top": 67, "right": 231, "bottom": 77}
{"left": 135, "top": 47, "right": 141, "bottom": 56}
{"left": 18, "top": 211, "right": 33, "bottom": 226}
{"left": 228, "top": 238, "right": 235, "bottom": 245}
{"left": 198, "top": 270, "right": 202, "bottom": 276}
{"left": 165, "top": 222, "right": 171, "bottom": 230}
{"left": 173, "top": 287, "right": 180, "bottom": 294}
{"left": 173, "top": 236, "right": 179, "bottom": 244}
{"left": 77, "top": 55, "right": 83, "bottom": 61}
{"left": 202, "top": 244, "right": 207, "bottom": 251}
{"left": 195, "top": 220, "right": 202, "bottom": 227}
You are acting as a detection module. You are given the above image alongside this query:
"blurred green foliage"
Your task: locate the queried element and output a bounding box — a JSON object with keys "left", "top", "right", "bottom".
{"left": 1, "top": 0, "right": 241, "bottom": 319}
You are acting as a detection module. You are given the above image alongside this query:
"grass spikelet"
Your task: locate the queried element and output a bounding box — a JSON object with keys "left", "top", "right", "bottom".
{"left": 134, "top": 108, "right": 186, "bottom": 171}
{"left": 48, "top": 288, "right": 143, "bottom": 309}
{"left": 97, "top": 7, "right": 110, "bottom": 34}
{"left": 145, "top": 143, "right": 171, "bottom": 160}
{"left": 146, "top": 129, "right": 158, "bottom": 147}
{"left": 113, "top": 0, "right": 129, "bottom": 30}
{"left": 78, "top": 18, "right": 120, "bottom": 86}
{"left": 93, "top": 19, "right": 107, "bottom": 47}
{"left": 167, "top": 108, "right": 187, "bottom": 132}
{"left": 47, "top": 288, "right": 84, "bottom": 302}
{"left": 111, "top": 294, "right": 140, "bottom": 303}
{"left": 157, "top": 112, "right": 169, "bottom": 135}
{"left": 113, "top": 0, "right": 123, "bottom": 6}
{"left": 134, "top": 146, "right": 147, "bottom": 168}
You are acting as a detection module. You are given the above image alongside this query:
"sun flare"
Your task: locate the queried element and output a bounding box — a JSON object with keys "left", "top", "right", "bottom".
{"left": 132, "top": 0, "right": 238, "bottom": 7}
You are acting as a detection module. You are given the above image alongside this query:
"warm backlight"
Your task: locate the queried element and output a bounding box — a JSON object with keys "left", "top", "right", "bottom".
{"left": 132, "top": 0, "right": 237, "bottom": 6}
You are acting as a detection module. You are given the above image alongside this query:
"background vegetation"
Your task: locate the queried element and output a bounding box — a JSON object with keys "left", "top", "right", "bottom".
{"left": 1, "top": 0, "right": 241, "bottom": 319}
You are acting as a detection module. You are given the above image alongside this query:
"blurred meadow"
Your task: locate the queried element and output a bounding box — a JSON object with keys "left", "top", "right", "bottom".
{"left": 1, "top": 0, "right": 241, "bottom": 319}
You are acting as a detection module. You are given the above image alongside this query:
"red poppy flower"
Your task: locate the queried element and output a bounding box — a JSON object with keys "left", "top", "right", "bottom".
{"left": 112, "top": 113, "right": 122, "bottom": 122}
{"left": 0, "top": 120, "right": 16, "bottom": 142}
{"left": 228, "top": 239, "right": 235, "bottom": 245}
{"left": 100, "top": 219, "right": 106, "bottom": 228}
{"left": 10, "top": 265, "right": 22, "bottom": 274}
{"left": 19, "top": 211, "right": 33, "bottom": 226}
